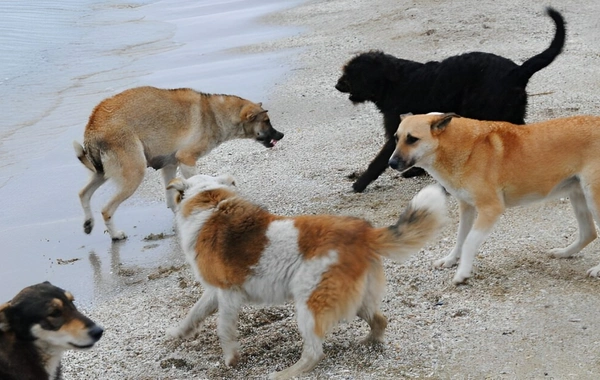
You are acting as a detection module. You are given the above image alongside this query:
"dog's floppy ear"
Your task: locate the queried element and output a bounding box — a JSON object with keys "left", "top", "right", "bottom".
{"left": 431, "top": 113, "right": 460, "bottom": 133}
{"left": 400, "top": 112, "right": 413, "bottom": 122}
{"left": 0, "top": 302, "right": 10, "bottom": 332}
{"left": 216, "top": 174, "right": 236, "bottom": 187}
{"left": 380, "top": 56, "right": 399, "bottom": 82}
{"left": 241, "top": 105, "right": 268, "bottom": 122}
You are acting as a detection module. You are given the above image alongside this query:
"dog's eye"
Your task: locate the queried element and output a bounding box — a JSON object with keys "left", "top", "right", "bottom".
{"left": 393, "top": 135, "right": 399, "bottom": 144}
{"left": 406, "top": 134, "right": 419, "bottom": 145}
{"left": 48, "top": 309, "right": 62, "bottom": 318}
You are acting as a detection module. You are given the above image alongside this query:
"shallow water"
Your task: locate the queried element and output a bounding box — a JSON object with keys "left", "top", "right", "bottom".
{"left": 0, "top": 0, "right": 301, "bottom": 305}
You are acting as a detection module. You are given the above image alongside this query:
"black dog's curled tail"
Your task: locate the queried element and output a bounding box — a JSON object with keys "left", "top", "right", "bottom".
{"left": 513, "top": 7, "right": 565, "bottom": 85}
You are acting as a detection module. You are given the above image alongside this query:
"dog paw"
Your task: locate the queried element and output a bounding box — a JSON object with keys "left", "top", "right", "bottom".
{"left": 83, "top": 219, "right": 94, "bottom": 234}
{"left": 166, "top": 326, "right": 183, "bottom": 339}
{"left": 433, "top": 257, "right": 457, "bottom": 268}
{"left": 352, "top": 180, "right": 368, "bottom": 193}
{"left": 109, "top": 231, "right": 127, "bottom": 241}
{"left": 224, "top": 351, "right": 240, "bottom": 367}
{"left": 586, "top": 265, "right": 600, "bottom": 277}
{"left": 548, "top": 247, "right": 576, "bottom": 258}
{"left": 452, "top": 272, "right": 470, "bottom": 285}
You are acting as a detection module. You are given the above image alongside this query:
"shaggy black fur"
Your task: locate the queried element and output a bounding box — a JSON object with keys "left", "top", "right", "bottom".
{"left": 335, "top": 7, "right": 565, "bottom": 192}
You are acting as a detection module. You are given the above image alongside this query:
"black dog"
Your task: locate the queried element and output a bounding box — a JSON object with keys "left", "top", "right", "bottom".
{"left": 0, "top": 282, "right": 103, "bottom": 380}
{"left": 336, "top": 7, "right": 565, "bottom": 192}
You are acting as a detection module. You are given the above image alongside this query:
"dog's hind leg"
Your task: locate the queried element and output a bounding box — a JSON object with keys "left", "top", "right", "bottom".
{"left": 78, "top": 173, "right": 107, "bottom": 234}
{"left": 584, "top": 182, "right": 600, "bottom": 277}
{"left": 353, "top": 138, "right": 396, "bottom": 192}
{"left": 549, "top": 184, "right": 597, "bottom": 260}
{"left": 161, "top": 164, "right": 178, "bottom": 211}
{"left": 435, "top": 200, "right": 476, "bottom": 269}
{"left": 101, "top": 149, "right": 145, "bottom": 240}
{"left": 216, "top": 290, "right": 243, "bottom": 367}
{"left": 167, "top": 289, "right": 218, "bottom": 339}
{"left": 269, "top": 302, "right": 325, "bottom": 380}
{"left": 357, "top": 262, "right": 387, "bottom": 344}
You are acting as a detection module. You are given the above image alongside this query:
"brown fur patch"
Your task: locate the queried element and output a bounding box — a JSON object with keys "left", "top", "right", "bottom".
{"left": 194, "top": 195, "right": 282, "bottom": 288}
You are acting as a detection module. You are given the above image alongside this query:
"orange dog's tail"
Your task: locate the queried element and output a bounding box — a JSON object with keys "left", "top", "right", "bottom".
{"left": 73, "top": 141, "right": 104, "bottom": 174}
{"left": 370, "top": 185, "right": 447, "bottom": 261}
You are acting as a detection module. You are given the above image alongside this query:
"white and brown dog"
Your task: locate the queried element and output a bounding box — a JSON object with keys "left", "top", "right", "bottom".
{"left": 389, "top": 112, "right": 600, "bottom": 284}
{"left": 166, "top": 174, "right": 446, "bottom": 379}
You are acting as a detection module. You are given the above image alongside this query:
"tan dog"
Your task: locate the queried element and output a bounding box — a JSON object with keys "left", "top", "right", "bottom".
{"left": 166, "top": 174, "right": 446, "bottom": 379}
{"left": 0, "top": 282, "right": 103, "bottom": 380}
{"left": 389, "top": 112, "right": 600, "bottom": 284}
{"left": 73, "top": 86, "right": 284, "bottom": 240}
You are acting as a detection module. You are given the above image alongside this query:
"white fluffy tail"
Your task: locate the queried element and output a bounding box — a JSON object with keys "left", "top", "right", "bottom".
{"left": 372, "top": 184, "right": 447, "bottom": 261}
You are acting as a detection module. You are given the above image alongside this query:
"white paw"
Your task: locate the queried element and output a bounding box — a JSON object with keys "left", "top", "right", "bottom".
{"left": 452, "top": 267, "right": 471, "bottom": 285}
{"left": 434, "top": 256, "right": 458, "bottom": 268}
{"left": 586, "top": 265, "right": 600, "bottom": 277}
{"left": 166, "top": 326, "right": 184, "bottom": 339}
{"left": 110, "top": 230, "right": 127, "bottom": 241}
{"left": 548, "top": 247, "right": 576, "bottom": 258}
{"left": 224, "top": 350, "right": 240, "bottom": 367}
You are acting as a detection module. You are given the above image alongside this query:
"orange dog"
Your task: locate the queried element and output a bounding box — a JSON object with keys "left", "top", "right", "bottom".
{"left": 390, "top": 112, "right": 600, "bottom": 284}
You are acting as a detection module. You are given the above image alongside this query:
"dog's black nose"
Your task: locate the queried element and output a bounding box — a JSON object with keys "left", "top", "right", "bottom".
{"left": 335, "top": 81, "right": 348, "bottom": 92}
{"left": 389, "top": 156, "right": 400, "bottom": 170}
{"left": 89, "top": 325, "right": 104, "bottom": 341}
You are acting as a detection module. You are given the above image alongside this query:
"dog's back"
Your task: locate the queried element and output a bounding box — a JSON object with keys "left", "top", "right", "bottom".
{"left": 0, "top": 282, "right": 103, "bottom": 380}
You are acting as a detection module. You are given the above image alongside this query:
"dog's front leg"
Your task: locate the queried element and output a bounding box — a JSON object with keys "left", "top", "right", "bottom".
{"left": 216, "top": 290, "right": 243, "bottom": 367}
{"left": 167, "top": 289, "right": 218, "bottom": 339}
{"left": 452, "top": 205, "right": 502, "bottom": 284}
{"left": 179, "top": 163, "right": 196, "bottom": 179}
{"left": 161, "top": 165, "right": 178, "bottom": 210}
{"left": 434, "top": 201, "right": 476, "bottom": 269}
{"left": 352, "top": 138, "right": 396, "bottom": 192}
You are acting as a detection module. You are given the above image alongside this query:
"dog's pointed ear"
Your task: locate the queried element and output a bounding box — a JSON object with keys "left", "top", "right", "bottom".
{"left": 216, "top": 174, "right": 236, "bottom": 187}
{"left": 431, "top": 113, "right": 460, "bottom": 133}
{"left": 0, "top": 302, "right": 10, "bottom": 332}
{"left": 400, "top": 112, "right": 413, "bottom": 122}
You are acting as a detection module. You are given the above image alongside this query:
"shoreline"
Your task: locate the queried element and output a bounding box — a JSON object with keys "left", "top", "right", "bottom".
{"left": 64, "top": 0, "right": 600, "bottom": 378}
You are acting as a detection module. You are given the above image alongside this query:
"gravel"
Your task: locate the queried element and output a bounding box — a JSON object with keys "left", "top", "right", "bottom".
{"left": 63, "top": 0, "right": 600, "bottom": 378}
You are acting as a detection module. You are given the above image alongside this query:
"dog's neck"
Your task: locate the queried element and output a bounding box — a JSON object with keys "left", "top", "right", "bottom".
{"left": 34, "top": 339, "right": 65, "bottom": 380}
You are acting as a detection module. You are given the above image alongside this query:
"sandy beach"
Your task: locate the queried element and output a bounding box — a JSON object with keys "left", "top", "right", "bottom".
{"left": 32, "top": 0, "right": 600, "bottom": 378}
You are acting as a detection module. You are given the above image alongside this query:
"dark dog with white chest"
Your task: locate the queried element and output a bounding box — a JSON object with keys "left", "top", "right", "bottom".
{"left": 0, "top": 282, "right": 103, "bottom": 380}
{"left": 335, "top": 7, "right": 565, "bottom": 192}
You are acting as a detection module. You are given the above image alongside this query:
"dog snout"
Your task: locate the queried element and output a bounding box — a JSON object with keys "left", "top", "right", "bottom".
{"left": 389, "top": 155, "right": 400, "bottom": 170}
{"left": 88, "top": 325, "right": 104, "bottom": 342}
{"left": 272, "top": 129, "right": 284, "bottom": 141}
{"left": 335, "top": 79, "right": 349, "bottom": 93}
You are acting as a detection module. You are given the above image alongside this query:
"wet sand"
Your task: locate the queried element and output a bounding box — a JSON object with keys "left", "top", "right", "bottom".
{"left": 0, "top": 0, "right": 301, "bottom": 305}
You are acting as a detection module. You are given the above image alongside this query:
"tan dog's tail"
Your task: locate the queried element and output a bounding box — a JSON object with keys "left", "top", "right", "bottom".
{"left": 370, "top": 185, "right": 446, "bottom": 261}
{"left": 73, "top": 141, "right": 103, "bottom": 173}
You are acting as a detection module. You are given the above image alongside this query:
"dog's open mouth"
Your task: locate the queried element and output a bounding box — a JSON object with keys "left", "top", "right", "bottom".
{"left": 262, "top": 139, "right": 279, "bottom": 148}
